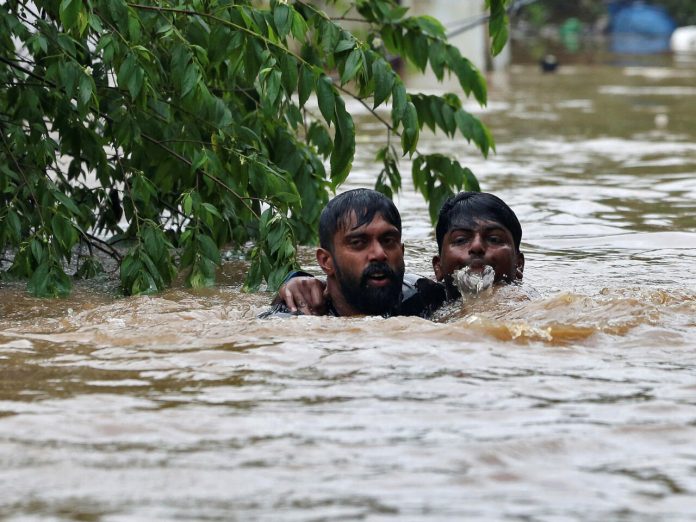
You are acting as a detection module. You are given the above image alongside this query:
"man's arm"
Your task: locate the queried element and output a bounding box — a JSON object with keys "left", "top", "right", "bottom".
{"left": 273, "top": 271, "right": 447, "bottom": 318}
{"left": 271, "top": 271, "right": 328, "bottom": 315}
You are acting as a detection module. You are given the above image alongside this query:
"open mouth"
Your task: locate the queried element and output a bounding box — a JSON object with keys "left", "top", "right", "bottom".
{"left": 362, "top": 263, "right": 397, "bottom": 288}
{"left": 366, "top": 272, "right": 391, "bottom": 286}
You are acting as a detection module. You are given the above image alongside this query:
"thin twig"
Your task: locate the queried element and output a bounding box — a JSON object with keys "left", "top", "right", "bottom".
{"left": 82, "top": 231, "right": 124, "bottom": 261}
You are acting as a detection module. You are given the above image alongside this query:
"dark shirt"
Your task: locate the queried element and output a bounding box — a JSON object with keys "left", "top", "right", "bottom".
{"left": 259, "top": 272, "right": 446, "bottom": 319}
{"left": 399, "top": 273, "right": 447, "bottom": 317}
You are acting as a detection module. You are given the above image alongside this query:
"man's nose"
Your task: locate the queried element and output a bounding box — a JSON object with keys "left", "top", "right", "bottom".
{"left": 367, "top": 240, "right": 388, "bottom": 261}
{"left": 469, "top": 234, "right": 485, "bottom": 254}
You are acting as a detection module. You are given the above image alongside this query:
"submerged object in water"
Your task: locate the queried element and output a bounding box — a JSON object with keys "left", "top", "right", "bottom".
{"left": 610, "top": 3, "right": 676, "bottom": 54}
{"left": 454, "top": 265, "right": 495, "bottom": 295}
{"left": 671, "top": 26, "right": 696, "bottom": 53}
{"left": 540, "top": 54, "right": 558, "bottom": 73}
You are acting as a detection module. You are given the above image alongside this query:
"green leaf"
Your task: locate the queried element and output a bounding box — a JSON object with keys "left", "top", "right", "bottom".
{"left": 487, "top": 0, "right": 509, "bottom": 56}
{"left": 448, "top": 48, "right": 487, "bottom": 106}
{"left": 75, "top": 257, "right": 104, "bottom": 280}
{"left": 50, "top": 266, "right": 72, "bottom": 298}
{"left": 372, "top": 59, "right": 393, "bottom": 109}
{"left": 316, "top": 75, "right": 335, "bottom": 126}
{"left": 107, "top": 0, "right": 129, "bottom": 32}
{"left": 139, "top": 250, "right": 164, "bottom": 287}
{"left": 201, "top": 202, "right": 222, "bottom": 220}
{"left": 279, "top": 54, "right": 298, "bottom": 95}
{"left": 243, "top": 250, "right": 263, "bottom": 292}
{"left": 401, "top": 101, "right": 419, "bottom": 156}
{"left": 59, "top": 0, "right": 82, "bottom": 32}
{"left": 198, "top": 234, "right": 221, "bottom": 264}
{"left": 56, "top": 34, "right": 77, "bottom": 57}
{"left": 330, "top": 97, "right": 355, "bottom": 186}
{"left": 273, "top": 3, "right": 292, "bottom": 39}
{"left": 454, "top": 110, "right": 494, "bottom": 157}
{"left": 182, "top": 193, "right": 193, "bottom": 216}
{"left": 119, "top": 252, "right": 139, "bottom": 283}
{"left": 334, "top": 39, "right": 355, "bottom": 53}
{"left": 5, "top": 210, "right": 21, "bottom": 242}
{"left": 298, "top": 65, "right": 315, "bottom": 107}
{"left": 58, "top": 61, "right": 80, "bottom": 100}
{"left": 415, "top": 15, "right": 447, "bottom": 38}
{"left": 28, "top": 260, "right": 72, "bottom": 298}
{"left": 428, "top": 40, "right": 446, "bottom": 81}
{"left": 117, "top": 53, "right": 143, "bottom": 99}
{"left": 27, "top": 261, "right": 50, "bottom": 297}
{"left": 386, "top": 5, "right": 409, "bottom": 21}
{"left": 320, "top": 20, "right": 340, "bottom": 56}
{"left": 440, "top": 103, "right": 456, "bottom": 137}
{"left": 188, "top": 256, "right": 217, "bottom": 288}
{"left": 412, "top": 95, "right": 434, "bottom": 132}
{"left": 340, "top": 49, "right": 363, "bottom": 85}
{"left": 181, "top": 63, "right": 199, "bottom": 99}
{"left": 308, "top": 122, "right": 332, "bottom": 157}
{"left": 157, "top": 23, "right": 174, "bottom": 36}
{"left": 265, "top": 69, "right": 282, "bottom": 106}
{"left": 77, "top": 72, "right": 94, "bottom": 111}
{"left": 291, "top": 11, "right": 308, "bottom": 40}
{"left": 190, "top": 150, "right": 208, "bottom": 176}
{"left": 51, "top": 190, "right": 82, "bottom": 216}
{"left": 428, "top": 184, "right": 453, "bottom": 225}
{"left": 128, "top": 11, "right": 141, "bottom": 42}
{"left": 462, "top": 166, "right": 481, "bottom": 192}
{"left": 51, "top": 214, "right": 78, "bottom": 252}
{"left": 391, "top": 81, "right": 407, "bottom": 127}
{"left": 407, "top": 34, "right": 429, "bottom": 72}
{"left": 30, "top": 239, "right": 45, "bottom": 264}
{"left": 30, "top": 33, "right": 48, "bottom": 55}
{"left": 274, "top": 191, "right": 300, "bottom": 204}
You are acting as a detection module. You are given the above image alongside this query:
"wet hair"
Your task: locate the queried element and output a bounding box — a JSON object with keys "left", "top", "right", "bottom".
{"left": 319, "top": 189, "right": 401, "bottom": 251}
{"left": 436, "top": 192, "right": 522, "bottom": 252}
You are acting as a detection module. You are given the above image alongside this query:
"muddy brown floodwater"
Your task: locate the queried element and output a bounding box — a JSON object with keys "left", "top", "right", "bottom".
{"left": 2, "top": 57, "right": 696, "bottom": 521}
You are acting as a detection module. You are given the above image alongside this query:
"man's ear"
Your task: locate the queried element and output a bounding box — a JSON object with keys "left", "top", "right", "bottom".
{"left": 316, "top": 248, "right": 335, "bottom": 276}
{"left": 432, "top": 255, "right": 443, "bottom": 282}
{"left": 516, "top": 251, "right": 525, "bottom": 280}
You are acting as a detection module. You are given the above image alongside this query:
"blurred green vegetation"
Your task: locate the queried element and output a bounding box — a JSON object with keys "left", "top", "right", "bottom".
{"left": 658, "top": 0, "right": 696, "bottom": 25}
{"left": 519, "top": 0, "right": 696, "bottom": 27}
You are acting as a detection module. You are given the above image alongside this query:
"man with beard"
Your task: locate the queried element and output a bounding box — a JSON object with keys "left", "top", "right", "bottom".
{"left": 270, "top": 191, "right": 524, "bottom": 317}
{"left": 261, "top": 189, "right": 444, "bottom": 318}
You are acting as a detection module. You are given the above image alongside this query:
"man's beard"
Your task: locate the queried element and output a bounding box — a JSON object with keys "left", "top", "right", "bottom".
{"left": 335, "top": 261, "right": 404, "bottom": 316}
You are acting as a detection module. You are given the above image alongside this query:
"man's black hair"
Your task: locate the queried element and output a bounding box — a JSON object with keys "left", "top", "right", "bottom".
{"left": 319, "top": 189, "right": 401, "bottom": 251}
{"left": 436, "top": 192, "right": 522, "bottom": 252}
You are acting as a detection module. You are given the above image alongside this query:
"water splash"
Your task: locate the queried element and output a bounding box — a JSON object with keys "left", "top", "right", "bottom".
{"left": 454, "top": 265, "right": 495, "bottom": 295}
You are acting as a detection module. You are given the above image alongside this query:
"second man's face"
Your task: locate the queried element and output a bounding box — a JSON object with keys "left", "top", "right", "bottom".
{"left": 433, "top": 219, "right": 524, "bottom": 286}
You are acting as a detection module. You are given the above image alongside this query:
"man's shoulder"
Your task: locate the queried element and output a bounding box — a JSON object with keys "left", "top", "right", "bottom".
{"left": 399, "top": 274, "right": 446, "bottom": 318}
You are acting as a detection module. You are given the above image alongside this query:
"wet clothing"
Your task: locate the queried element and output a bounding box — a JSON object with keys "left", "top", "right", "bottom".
{"left": 259, "top": 272, "right": 446, "bottom": 319}
{"left": 399, "top": 273, "right": 448, "bottom": 317}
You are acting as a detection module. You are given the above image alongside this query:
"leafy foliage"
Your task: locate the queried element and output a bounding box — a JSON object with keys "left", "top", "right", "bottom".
{"left": 0, "top": 0, "right": 510, "bottom": 297}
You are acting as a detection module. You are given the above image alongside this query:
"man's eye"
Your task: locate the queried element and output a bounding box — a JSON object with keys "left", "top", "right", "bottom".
{"left": 452, "top": 236, "right": 469, "bottom": 245}
{"left": 488, "top": 235, "right": 504, "bottom": 245}
{"left": 381, "top": 236, "right": 399, "bottom": 247}
{"left": 349, "top": 238, "right": 366, "bottom": 248}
